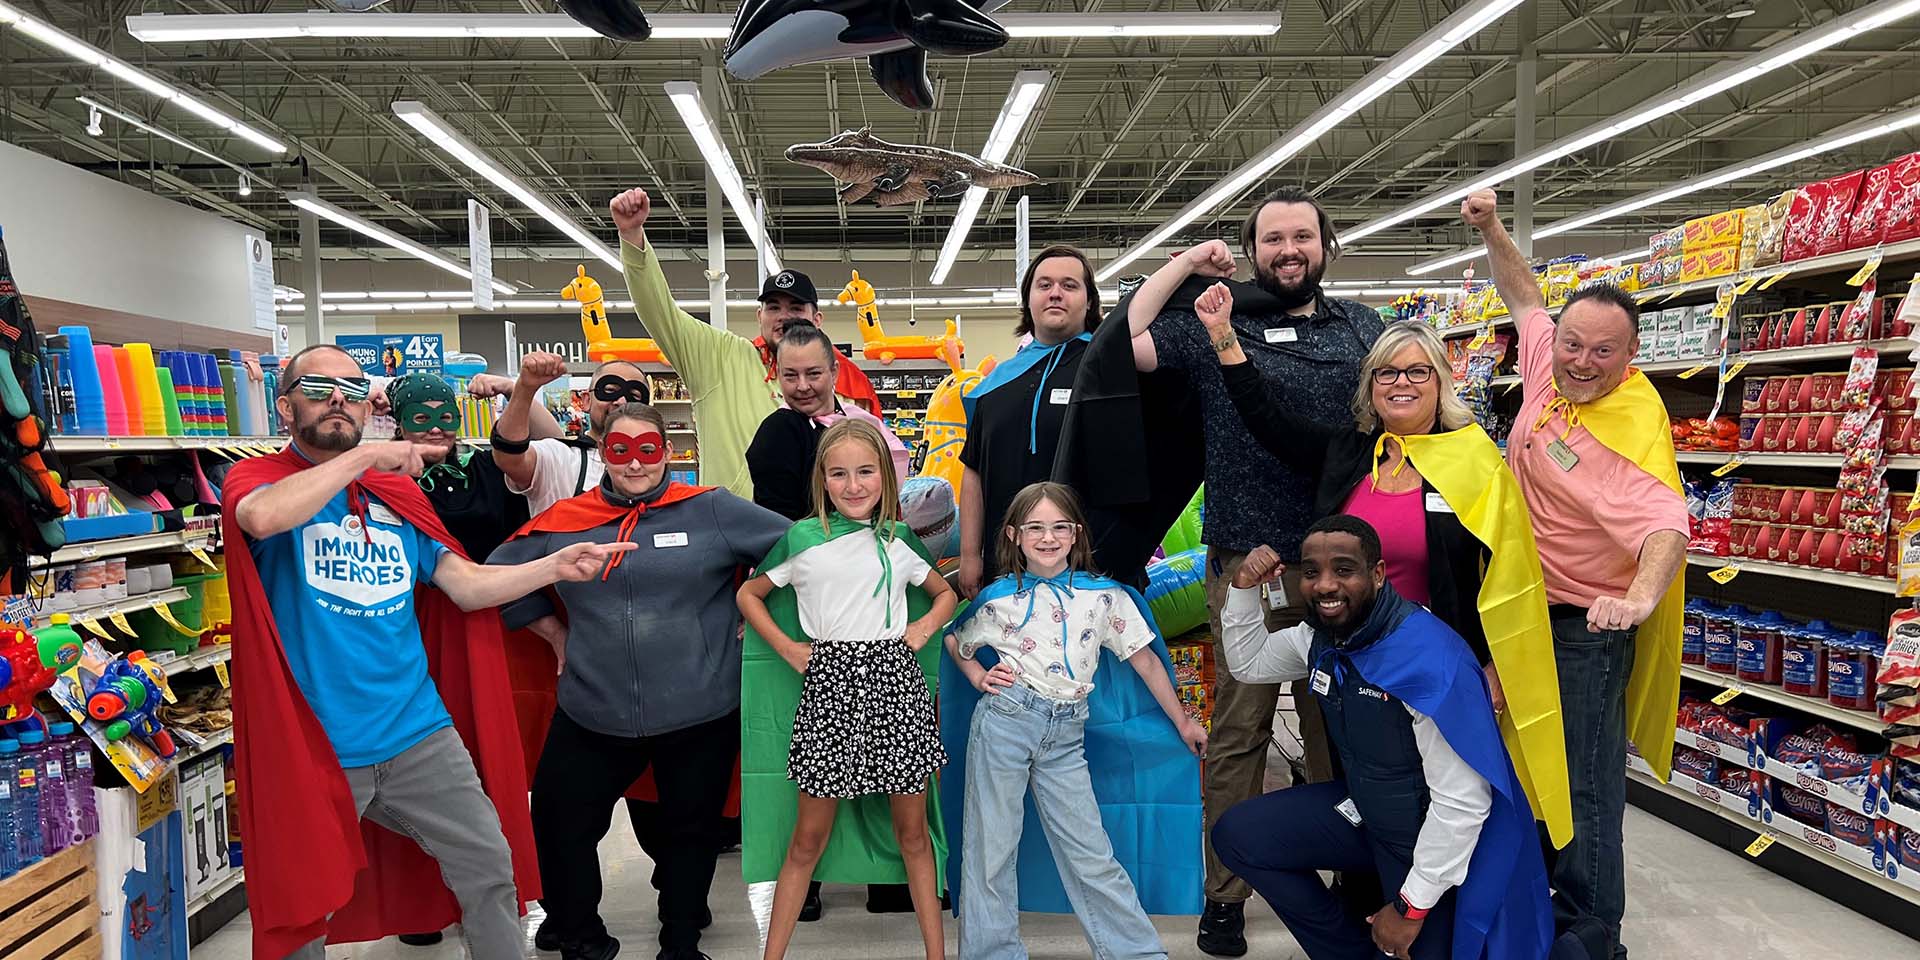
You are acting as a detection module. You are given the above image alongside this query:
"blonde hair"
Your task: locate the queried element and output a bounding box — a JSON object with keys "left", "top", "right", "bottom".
{"left": 994, "top": 482, "right": 1098, "bottom": 583}
{"left": 811, "top": 419, "right": 902, "bottom": 535}
{"left": 1351, "top": 322, "right": 1473, "bottom": 434}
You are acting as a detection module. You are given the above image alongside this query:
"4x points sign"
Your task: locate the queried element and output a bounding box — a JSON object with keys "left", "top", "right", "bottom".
{"left": 336, "top": 334, "right": 445, "bottom": 377}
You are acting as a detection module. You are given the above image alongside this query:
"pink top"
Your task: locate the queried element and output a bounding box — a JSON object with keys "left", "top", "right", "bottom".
{"left": 786, "top": 401, "right": 914, "bottom": 480}
{"left": 1509, "top": 307, "right": 1690, "bottom": 606}
{"left": 1341, "top": 475, "right": 1431, "bottom": 607}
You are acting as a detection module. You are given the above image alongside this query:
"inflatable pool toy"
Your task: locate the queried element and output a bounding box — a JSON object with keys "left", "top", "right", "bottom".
{"left": 1143, "top": 547, "right": 1207, "bottom": 639}
{"left": 834, "top": 269, "right": 964, "bottom": 364}
{"left": 900, "top": 475, "right": 959, "bottom": 561}
{"left": 567, "top": 265, "right": 666, "bottom": 365}
{"left": 914, "top": 339, "right": 993, "bottom": 496}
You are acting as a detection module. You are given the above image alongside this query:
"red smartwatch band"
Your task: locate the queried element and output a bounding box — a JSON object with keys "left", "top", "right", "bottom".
{"left": 1397, "top": 893, "right": 1430, "bottom": 920}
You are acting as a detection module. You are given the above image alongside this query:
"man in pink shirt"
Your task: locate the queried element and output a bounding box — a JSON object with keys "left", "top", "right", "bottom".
{"left": 1464, "top": 190, "right": 1688, "bottom": 960}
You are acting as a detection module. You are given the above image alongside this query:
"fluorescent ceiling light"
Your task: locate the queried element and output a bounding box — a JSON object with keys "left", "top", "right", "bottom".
{"left": 392, "top": 100, "right": 619, "bottom": 271}
{"left": 663, "top": 81, "right": 783, "bottom": 275}
{"left": 1094, "top": 0, "right": 1524, "bottom": 283}
{"left": 931, "top": 70, "right": 1051, "bottom": 286}
{"left": 1, "top": 2, "right": 285, "bottom": 153}
{"left": 75, "top": 95, "right": 264, "bottom": 186}
{"left": 1346, "top": 0, "right": 1920, "bottom": 245}
{"left": 125, "top": 11, "right": 1282, "bottom": 42}
{"left": 1404, "top": 103, "right": 1920, "bottom": 276}
{"left": 288, "top": 190, "right": 516, "bottom": 295}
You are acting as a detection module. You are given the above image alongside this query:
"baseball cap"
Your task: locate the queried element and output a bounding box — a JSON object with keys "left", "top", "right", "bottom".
{"left": 758, "top": 269, "right": 819, "bottom": 305}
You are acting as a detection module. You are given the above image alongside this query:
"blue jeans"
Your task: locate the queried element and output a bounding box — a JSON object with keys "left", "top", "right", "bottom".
{"left": 1549, "top": 613, "right": 1637, "bottom": 960}
{"left": 959, "top": 683, "right": 1166, "bottom": 960}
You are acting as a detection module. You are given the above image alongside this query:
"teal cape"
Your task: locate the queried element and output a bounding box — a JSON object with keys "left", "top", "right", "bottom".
{"left": 961, "top": 332, "right": 1093, "bottom": 453}
{"left": 1333, "top": 590, "right": 1553, "bottom": 960}
{"left": 741, "top": 513, "right": 948, "bottom": 886}
{"left": 938, "top": 570, "right": 1203, "bottom": 915}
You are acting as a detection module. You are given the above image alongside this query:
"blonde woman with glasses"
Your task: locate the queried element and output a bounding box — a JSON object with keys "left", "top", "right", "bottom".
{"left": 1193, "top": 282, "right": 1574, "bottom": 854}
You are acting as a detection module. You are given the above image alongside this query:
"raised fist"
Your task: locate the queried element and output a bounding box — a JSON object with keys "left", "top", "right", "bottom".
{"left": 1460, "top": 189, "right": 1499, "bottom": 232}
{"left": 610, "top": 189, "right": 652, "bottom": 248}
{"left": 1232, "top": 545, "right": 1285, "bottom": 590}
{"left": 1182, "top": 239, "right": 1237, "bottom": 279}
{"left": 516, "top": 351, "right": 569, "bottom": 390}
{"left": 1195, "top": 282, "right": 1236, "bottom": 338}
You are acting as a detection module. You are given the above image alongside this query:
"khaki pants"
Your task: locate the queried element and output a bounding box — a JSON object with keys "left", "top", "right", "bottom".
{"left": 1200, "top": 546, "right": 1333, "bottom": 905}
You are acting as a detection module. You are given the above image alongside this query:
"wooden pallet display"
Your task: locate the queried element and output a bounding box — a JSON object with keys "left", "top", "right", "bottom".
{"left": 0, "top": 839, "right": 99, "bottom": 960}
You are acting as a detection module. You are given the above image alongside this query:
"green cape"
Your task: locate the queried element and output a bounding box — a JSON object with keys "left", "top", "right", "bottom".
{"left": 741, "top": 513, "right": 948, "bottom": 887}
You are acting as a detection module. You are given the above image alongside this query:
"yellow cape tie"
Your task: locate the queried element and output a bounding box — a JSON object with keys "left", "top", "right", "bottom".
{"left": 1370, "top": 432, "right": 1412, "bottom": 487}
{"left": 1532, "top": 389, "right": 1582, "bottom": 441}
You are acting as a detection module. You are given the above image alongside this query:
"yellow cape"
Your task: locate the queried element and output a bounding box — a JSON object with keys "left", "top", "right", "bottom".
{"left": 1400, "top": 425, "right": 1572, "bottom": 848}
{"left": 1554, "top": 370, "right": 1686, "bottom": 783}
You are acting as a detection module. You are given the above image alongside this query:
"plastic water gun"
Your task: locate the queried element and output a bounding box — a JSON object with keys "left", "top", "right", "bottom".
{"left": 0, "top": 625, "right": 55, "bottom": 722}
{"left": 86, "top": 651, "right": 176, "bottom": 758}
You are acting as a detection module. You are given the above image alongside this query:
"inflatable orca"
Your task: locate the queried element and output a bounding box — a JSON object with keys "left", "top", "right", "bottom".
{"left": 557, "top": 0, "right": 651, "bottom": 41}
{"left": 725, "top": 0, "right": 1013, "bottom": 111}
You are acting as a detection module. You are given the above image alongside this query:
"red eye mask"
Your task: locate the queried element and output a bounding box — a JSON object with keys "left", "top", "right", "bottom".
{"left": 602, "top": 430, "right": 665, "bottom": 465}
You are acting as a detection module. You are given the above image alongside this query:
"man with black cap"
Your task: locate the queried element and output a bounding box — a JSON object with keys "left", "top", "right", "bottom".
{"left": 606, "top": 187, "right": 880, "bottom": 501}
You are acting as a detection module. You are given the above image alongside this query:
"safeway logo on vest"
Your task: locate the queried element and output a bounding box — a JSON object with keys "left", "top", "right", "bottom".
{"left": 302, "top": 521, "right": 412, "bottom": 608}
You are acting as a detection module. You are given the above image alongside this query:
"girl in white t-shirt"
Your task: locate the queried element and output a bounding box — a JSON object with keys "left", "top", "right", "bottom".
{"left": 737, "top": 419, "right": 958, "bottom": 960}
{"left": 945, "top": 482, "right": 1207, "bottom": 960}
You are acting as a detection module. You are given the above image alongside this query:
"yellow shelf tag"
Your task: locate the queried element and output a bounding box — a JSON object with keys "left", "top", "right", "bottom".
{"left": 1663, "top": 288, "right": 1688, "bottom": 302}
{"left": 895, "top": 390, "right": 916, "bottom": 399}
{"left": 1677, "top": 362, "right": 1711, "bottom": 380}
{"left": 1502, "top": 378, "right": 1521, "bottom": 394}
{"left": 107, "top": 611, "right": 136, "bottom": 636}
{"left": 1733, "top": 275, "right": 1763, "bottom": 296}
{"left": 1707, "top": 564, "right": 1742, "bottom": 584}
{"left": 187, "top": 546, "right": 218, "bottom": 569}
{"left": 1710, "top": 684, "right": 1744, "bottom": 706}
{"left": 1710, "top": 455, "right": 1748, "bottom": 477}
{"left": 214, "top": 661, "right": 231, "bottom": 688}
{"left": 1466, "top": 330, "right": 1489, "bottom": 350}
{"left": 1744, "top": 832, "right": 1777, "bottom": 857}
{"left": 1720, "top": 359, "right": 1750, "bottom": 383}
{"left": 1757, "top": 269, "right": 1793, "bottom": 291}
{"left": 153, "top": 603, "right": 203, "bottom": 637}
{"left": 1847, "top": 254, "right": 1882, "bottom": 288}
{"left": 1635, "top": 290, "right": 1664, "bottom": 305}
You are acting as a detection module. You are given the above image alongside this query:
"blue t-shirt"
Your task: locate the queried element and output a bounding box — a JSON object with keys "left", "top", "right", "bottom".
{"left": 250, "top": 488, "right": 452, "bottom": 767}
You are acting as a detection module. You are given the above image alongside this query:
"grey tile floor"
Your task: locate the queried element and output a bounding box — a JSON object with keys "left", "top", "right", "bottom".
{"left": 195, "top": 803, "right": 1916, "bottom": 959}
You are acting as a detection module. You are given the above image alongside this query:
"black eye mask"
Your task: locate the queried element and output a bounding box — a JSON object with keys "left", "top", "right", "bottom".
{"left": 592, "top": 375, "right": 651, "bottom": 404}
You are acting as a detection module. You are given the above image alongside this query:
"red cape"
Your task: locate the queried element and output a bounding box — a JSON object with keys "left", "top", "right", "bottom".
{"left": 221, "top": 448, "right": 540, "bottom": 957}
{"left": 501, "top": 482, "right": 742, "bottom": 815}
{"left": 756, "top": 336, "right": 883, "bottom": 414}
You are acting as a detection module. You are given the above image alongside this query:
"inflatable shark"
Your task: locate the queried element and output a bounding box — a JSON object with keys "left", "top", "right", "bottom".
{"left": 557, "top": 0, "right": 651, "bottom": 41}
{"left": 787, "top": 129, "right": 1037, "bottom": 206}
{"left": 725, "top": 0, "right": 1014, "bottom": 110}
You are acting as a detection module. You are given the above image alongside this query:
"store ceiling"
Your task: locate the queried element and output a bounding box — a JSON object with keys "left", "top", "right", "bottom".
{"left": 4, "top": 0, "right": 1920, "bottom": 288}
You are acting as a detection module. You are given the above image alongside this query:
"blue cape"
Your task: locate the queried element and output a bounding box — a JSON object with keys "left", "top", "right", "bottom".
{"left": 1337, "top": 597, "right": 1553, "bottom": 960}
{"left": 938, "top": 570, "right": 1203, "bottom": 915}
{"left": 960, "top": 333, "right": 1093, "bottom": 452}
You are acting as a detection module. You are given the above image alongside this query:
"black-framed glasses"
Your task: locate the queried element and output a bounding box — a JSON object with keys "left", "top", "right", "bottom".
{"left": 1016, "top": 521, "right": 1080, "bottom": 539}
{"left": 592, "top": 375, "right": 651, "bottom": 404}
{"left": 286, "top": 374, "right": 371, "bottom": 401}
{"left": 1370, "top": 364, "right": 1435, "bottom": 386}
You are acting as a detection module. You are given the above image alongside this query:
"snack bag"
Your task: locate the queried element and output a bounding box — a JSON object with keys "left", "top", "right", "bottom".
{"left": 1783, "top": 183, "right": 1829, "bottom": 263}
{"left": 1883, "top": 153, "right": 1920, "bottom": 245}
{"left": 1895, "top": 507, "right": 1920, "bottom": 597}
{"left": 1839, "top": 280, "right": 1879, "bottom": 343}
{"left": 1840, "top": 348, "right": 1882, "bottom": 412}
{"left": 1754, "top": 190, "right": 1798, "bottom": 268}
{"left": 1814, "top": 170, "right": 1867, "bottom": 258}
{"left": 1849, "top": 162, "right": 1896, "bottom": 250}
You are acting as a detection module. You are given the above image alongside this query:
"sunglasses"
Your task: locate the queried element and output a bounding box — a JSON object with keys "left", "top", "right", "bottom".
{"left": 592, "top": 375, "right": 652, "bottom": 404}
{"left": 287, "top": 374, "right": 371, "bottom": 401}
{"left": 602, "top": 430, "right": 665, "bottom": 466}
{"left": 1370, "top": 364, "right": 1436, "bottom": 386}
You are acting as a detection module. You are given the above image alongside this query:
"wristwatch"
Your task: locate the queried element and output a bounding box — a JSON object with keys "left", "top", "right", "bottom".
{"left": 1393, "top": 893, "right": 1429, "bottom": 921}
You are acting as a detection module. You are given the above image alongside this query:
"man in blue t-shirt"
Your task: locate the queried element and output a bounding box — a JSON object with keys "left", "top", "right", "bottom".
{"left": 234, "top": 344, "right": 634, "bottom": 960}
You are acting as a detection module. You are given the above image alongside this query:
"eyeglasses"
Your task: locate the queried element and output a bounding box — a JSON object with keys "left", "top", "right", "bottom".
{"left": 286, "top": 374, "right": 371, "bottom": 401}
{"left": 1016, "top": 521, "right": 1080, "bottom": 539}
{"left": 1370, "top": 364, "right": 1435, "bottom": 386}
{"left": 592, "top": 375, "right": 652, "bottom": 404}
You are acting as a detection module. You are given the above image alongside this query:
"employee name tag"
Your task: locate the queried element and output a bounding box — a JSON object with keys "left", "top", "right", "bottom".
{"left": 652, "top": 531, "right": 689, "bottom": 548}
{"left": 1310, "top": 669, "right": 1332, "bottom": 696}
{"left": 1545, "top": 438, "right": 1580, "bottom": 472}
{"left": 1050, "top": 388, "right": 1072, "bottom": 405}
{"left": 1424, "top": 492, "right": 1454, "bottom": 514}
{"left": 1335, "top": 797, "right": 1364, "bottom": 826}
{"left": 1265, "top": 579, "right": 1289, "bottom": 610}
{"left": 366, "top": 503, "right": 401, "bottom": 527}
{"left": 1263, "top": 327, "right": 1299, "bottom": 344}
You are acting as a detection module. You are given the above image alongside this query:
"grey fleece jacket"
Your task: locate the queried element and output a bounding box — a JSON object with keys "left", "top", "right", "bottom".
{"left": 487, "top": 477, "right": 788, "bottom": 738}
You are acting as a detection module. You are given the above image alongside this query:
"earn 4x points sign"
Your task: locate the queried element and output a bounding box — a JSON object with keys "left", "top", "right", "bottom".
{"left": 336, "top": 334, "right": 444, "bottom": 377}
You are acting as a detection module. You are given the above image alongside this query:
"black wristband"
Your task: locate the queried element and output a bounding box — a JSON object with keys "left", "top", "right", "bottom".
{"left": 489, "top": 428, "right": 532, "bottom": 454}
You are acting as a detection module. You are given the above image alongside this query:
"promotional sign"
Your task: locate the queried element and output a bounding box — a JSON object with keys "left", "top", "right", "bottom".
{"left": 469, "top": 199, "right": 495, "bottom": 310}
{"left": 335, "top": 334, "right": 444, "bottom": 376}
{"left": 245, "top": 235, "right": 276, "bottom": 331}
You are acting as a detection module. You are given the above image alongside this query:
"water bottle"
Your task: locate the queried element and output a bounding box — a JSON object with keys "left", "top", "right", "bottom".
{"left": 56, "top": 723, "right": 97, "bottom": 842}
{"left": 0, "top": 739, "right": 17, "bottom": 878}
{"left": 21, "top": 730, "right": 68, "bottom": 857}
{"left": 261, "top": 355, "right": 283, "bottom": 435}
{"left": 0, "top": 738, "right": 40, "bottom": 867}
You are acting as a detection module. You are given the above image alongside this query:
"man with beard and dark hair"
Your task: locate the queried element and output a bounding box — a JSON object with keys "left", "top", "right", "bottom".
{"left": 1090, "top": 186, "right": 1384, "bottom": 956}
{"left": 1210, "top": 516, "right": 1552, "bottom": 960}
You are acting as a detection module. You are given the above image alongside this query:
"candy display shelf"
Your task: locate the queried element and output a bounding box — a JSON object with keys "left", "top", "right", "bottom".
{"left": 1677, "top": 663, "right": 1887, "bottom": 734}
{"left": 1684, "top": 554, "right": 1896, "bottom": 593}
{"left": 1635, "top": 237, "right": 1920, "bottom": 303}
{"left": 1673, "top": 451, "right": 1920, "bottom": 469}
{"left": 33, "top": 531, "right": 218, "bottom": 569}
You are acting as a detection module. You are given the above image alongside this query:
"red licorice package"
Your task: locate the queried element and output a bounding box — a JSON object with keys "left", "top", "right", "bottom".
{"left": 1848, "top": 162, "right": 1896, "bottom": 250}
{"left": 1687, "top": 479, "right": 1735, "bottom": 556}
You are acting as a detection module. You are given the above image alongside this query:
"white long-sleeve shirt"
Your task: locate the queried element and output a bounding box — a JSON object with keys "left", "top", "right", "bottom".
{"left": 1221, "top": 585, "right": 1492, "bottom": 910}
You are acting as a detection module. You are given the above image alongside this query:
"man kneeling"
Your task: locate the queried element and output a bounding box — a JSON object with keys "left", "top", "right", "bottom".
{"left": 1210, "top": 515, "right": 1551, "bottom": 960}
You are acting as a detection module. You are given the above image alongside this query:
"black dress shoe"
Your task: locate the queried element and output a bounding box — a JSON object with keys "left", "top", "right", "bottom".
{"left": 534, "top": 917, "right": 561, "bottom": 952}
{"left": 562, "top": 934, "right": 620, "bottom": 960}
{"left": 1196, "top": 899, "right": 1248, "bottom": 957}
{"left": 398, "top": 932, "right": 444, "bottom": 946}
{"left": 865, "top": 882, "right": 914, "bottom": 913}
{"left": 799, "top": 880, "right": 823, "bottom": 922}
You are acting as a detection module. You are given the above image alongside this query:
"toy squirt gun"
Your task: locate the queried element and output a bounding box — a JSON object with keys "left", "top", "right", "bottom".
{"left": 83, "top": 651, "right": 177, "bottom": 758}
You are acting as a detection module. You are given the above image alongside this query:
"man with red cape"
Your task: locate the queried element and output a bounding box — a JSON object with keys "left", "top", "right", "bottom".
{"left": 223, "top": 344, "right": 633, "bottom": 958}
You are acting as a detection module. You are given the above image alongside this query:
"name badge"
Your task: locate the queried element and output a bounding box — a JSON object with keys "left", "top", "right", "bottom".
{"left": 366, "top": 503, "right": 401, "bottom": 527}
{"left": 1424, "top": 492, "right": 1454, "bottom": 514}
{"left": 1265, "top": 579, "right": 1289, "bottom": 610}
{"left": 652, "top": 532, "right": 689, "bottom": 548}
{"left": 1050, "top": 388, "right": 1072, "bottom": 405}
{"left": 1310, "top": 669, "right": 1332, "bottom": 696}
{"left": 1335, "top": 797, "right": 1364, "bottom": 826}
{"left": 1263, "top": 327, "right": 1299, "bottom": 344}
{"left": 1546, "top": 438, "right": 1581, "bottom": 472}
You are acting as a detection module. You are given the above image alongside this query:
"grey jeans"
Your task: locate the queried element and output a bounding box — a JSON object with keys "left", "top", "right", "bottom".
{"left": 288, "top": 726, "right": 523, "bottom": 960}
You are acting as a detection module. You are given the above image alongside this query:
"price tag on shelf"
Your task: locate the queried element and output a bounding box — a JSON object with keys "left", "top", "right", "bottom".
{"left": 153, "top": 603, "right": 201, "bottom": 637}
{"left": 187, "top": 546, "right": 218, "bottom": 570}
{"left": 1466, "top": 328, "right": 1489, "bottom": 350}
{"left": 1744, "top": 832, "right": 1778, "bottom": 857}
{"left": 107, "top": 611, "right": 135, "bottom": 636}
{"left": 1711, "top": 454, "right": 1749, "bottom": 477}
{"left": 1503, "top": 378, "right": 1521, "bottom": 394}
{"left": 1635, "top": 290, "right": 1664, "bottom": 305}
{"left": 1708, "top": 564, "right": 1742, "bottom": 584}
{"left": 895, "top": 390, "right": 916, "bottom": 399}
{"left": 1662, "top": 288, "right": 1688, "bottom": 302}
{"left": 1847, "top": 254, "right": 1882, "bottom": 287}
{"left": 1733, "top": 275, "right": 1763, "bottom": 296}
{"left": 1677, "top": 362, "right": 1712, "bottom": 380}
{"left": 213, "top": 662, "right": 230, "bottom": 688}
{"left": 1757, "top": 269, "right": 1793, "bottom": 291}
{"left": 1720, "top": 359, "right": 1750, "bottom": 383}
{"left": 1711, "top": 684, "right": 1745, "bottom": 706}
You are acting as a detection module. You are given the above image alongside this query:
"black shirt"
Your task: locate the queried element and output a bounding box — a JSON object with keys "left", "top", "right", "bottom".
{"left": 959, "top": 337, "right": 1090, "bottom": 575}
{"left": 422, "top": 452, "right": 530, "bottom": 562}
{"left": 746, "top": 407, "right": 825, "bottom": 522}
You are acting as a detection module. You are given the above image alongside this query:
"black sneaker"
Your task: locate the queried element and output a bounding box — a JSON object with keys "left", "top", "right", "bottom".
{"left": 535, "top": 917, "right": 561, "bottom": 952}
{"left": 864, "top": 883, "right": 914, "bottom": 913}
{"left": 655, "top": 951, "right": 712, "bottom": 960}
{"left": 398, "top": 933, "right": 443, "bottom": 946}
{"left": 561, "top": 935, "right": 619, "bottom": 960}
{"left": 799, "top": 880, "right": 823, "bottom": 922}
{"left": 1196, "top": 899, "right": 1248, "bottom": 957}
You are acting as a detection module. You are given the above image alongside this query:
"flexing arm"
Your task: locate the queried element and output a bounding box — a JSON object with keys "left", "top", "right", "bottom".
{"left": 957, "top": 465, "right": 988, "bottom": 598}
{"left": 491, "top": 350, "right": 570, "bottom": 491}
{"left": 1128, "top": 645, "right": 1208, "bottom": 756}
{"left": 433, "top": 540, "right": 637, "bottom": 611}
{"left": 1461, "top": 189, "right": 1545, "bottom": 318}
{"left": 1124, "top": 241, "right": 1239, "bottom": 372}
{"left": 1220, "top": 546, "right": 1312, "bottom": 683}
{"left": 469, "top": 373, "right": 564, "bottom": 440}
{"left": 235, "top": 443, "right": 425, "bottom": 540}
{"left": 611, "top": 188, "right": 754, "bottom": 395}
{"left": 1589, "top": 528, "right": 1687, "bottom": 633}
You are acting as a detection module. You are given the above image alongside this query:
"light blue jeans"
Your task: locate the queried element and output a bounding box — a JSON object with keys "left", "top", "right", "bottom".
{"left": 960, "top": 682, "right": 1166, "bottom": 960}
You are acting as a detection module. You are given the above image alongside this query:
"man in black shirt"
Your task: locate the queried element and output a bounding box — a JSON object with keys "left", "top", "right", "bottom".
{"left": 956, "top": 245, "right": 1102, "bottom": 596}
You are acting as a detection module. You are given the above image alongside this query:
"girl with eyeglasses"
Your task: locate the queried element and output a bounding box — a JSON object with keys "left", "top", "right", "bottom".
{"left": 939, "top": 481, "right": 1206, "bottom": 960}
{"left": 1192, "top": 284, "right": 1574, "bottom": 851}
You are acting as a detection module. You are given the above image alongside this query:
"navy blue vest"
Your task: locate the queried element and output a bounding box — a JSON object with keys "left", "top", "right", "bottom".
{"left": 1310, "top": 626, "right": 1430, "bottom": 862}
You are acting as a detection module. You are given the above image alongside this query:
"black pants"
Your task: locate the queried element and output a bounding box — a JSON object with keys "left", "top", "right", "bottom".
{"left": 532, "top": 708, "right": 739, "bottom": 952}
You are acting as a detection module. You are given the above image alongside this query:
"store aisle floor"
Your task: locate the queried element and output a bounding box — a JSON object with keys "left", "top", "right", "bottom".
{"left": 196, "top": 804, "right": 1914, "bottom": 959}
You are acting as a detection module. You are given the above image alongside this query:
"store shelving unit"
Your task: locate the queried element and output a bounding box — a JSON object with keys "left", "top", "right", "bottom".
{"left": 33, "top": 530, "right": 218, "bottom": 569}
{"left": 1685, "top": 554, "right": 1897, "bottom": 592}
{"left": 1676, "top": 663, "right": 1887, "bottom": 733}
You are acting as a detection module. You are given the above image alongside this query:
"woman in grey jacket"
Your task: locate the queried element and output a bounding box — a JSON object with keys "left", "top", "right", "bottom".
{"left": 489, "top": 401, "right": 789, "bottom": 960}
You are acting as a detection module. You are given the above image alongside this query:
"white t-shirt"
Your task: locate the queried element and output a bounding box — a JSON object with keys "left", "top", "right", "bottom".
{"left": 763, "top": 526, "right": 933, "bottom": 642}
{"left": 953, "top": 582, "right": 1153, "bottom": 701}
{"left": 506, "top": 438, "right": 606, "bottom": 516}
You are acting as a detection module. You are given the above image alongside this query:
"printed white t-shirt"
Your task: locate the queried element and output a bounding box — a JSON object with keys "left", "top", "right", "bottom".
{"left": 763, "top": 526, "right": 933, "bottom": 641}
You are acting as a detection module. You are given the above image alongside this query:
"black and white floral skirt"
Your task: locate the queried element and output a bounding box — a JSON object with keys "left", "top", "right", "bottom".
{"left": 789, "top": 639, "right": 946, "bottom": 798}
